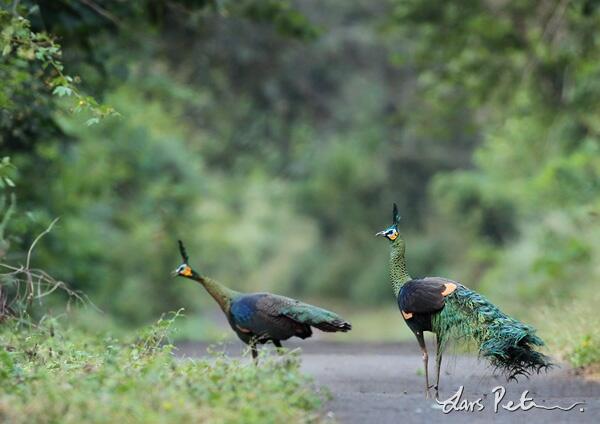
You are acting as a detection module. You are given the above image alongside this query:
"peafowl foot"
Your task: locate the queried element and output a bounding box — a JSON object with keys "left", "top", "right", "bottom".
{"left": 425, "top": 384, "right": 437, "bottom": 400}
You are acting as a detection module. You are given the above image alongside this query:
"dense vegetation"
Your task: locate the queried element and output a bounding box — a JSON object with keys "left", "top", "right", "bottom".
{"left": 1, "top": 0, "right": 599, "bottom": 371}
{"left": 0, "top": 313, "right": 324, "bottom": 423}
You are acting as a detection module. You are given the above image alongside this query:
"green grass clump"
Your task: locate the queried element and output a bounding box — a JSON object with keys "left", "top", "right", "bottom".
{"left": 539, "top": 294, "right": 600, "bottom": 371}
{"left": 568, "top": 334, "right": 600, "bottom": 369}
{"left": 0, "top": 313, "right": 325, "bottom": 423}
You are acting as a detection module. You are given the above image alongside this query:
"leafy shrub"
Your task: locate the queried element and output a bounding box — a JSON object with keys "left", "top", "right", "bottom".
{"left": 569, "top": 334, "right": 600, "bottom": 369}
{"left": 540, "top": 294, "right": 600, "bottom": 370}
{"left": 0, "top": 312, "right": 325, "bottom": 423}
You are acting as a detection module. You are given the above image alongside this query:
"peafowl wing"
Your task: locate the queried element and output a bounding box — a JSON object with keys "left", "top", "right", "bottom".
{"left": 398, "top": 277, "right": 458, "bottom": 317}
{"left": 230, "top": 293, "right": 351, "bottom": 343}
{"left": 230, "top": 294, "right": 313, "bottom": 341}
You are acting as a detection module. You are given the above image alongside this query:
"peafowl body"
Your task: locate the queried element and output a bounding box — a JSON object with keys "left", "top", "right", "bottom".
{"left": 173, "top": 241, "right": 351, "bottom": 360}
{"left": 377, "top": 204, "right": 550, "bottom": 398}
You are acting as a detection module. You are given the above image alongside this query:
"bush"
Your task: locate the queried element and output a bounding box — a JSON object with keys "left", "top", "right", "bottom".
{"left": 0, "top": 312, "right": 325, "bottom": 423}
{"left": 569, "top": 334, "right": 600, "bottom": 369}
{"left": 540, "top": 294, "right": 600, "bottom": 370}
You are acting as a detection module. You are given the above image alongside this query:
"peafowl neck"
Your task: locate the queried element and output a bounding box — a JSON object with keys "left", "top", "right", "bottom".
{"left": 390, "top": 238, "right": 411, "bottom": 297}
{"left": 189, "top": 272, "right": 239, "bottom": 313}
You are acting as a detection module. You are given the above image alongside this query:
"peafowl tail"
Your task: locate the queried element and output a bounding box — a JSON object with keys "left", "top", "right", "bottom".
{"left": 281, "top": 302, "right": 352, "bottom": 333}
{"left": 432, "top": 286, "right": 551, "bottom": 380}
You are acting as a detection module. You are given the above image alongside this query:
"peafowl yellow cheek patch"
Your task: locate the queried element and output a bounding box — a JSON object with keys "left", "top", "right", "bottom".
{"left": 182, "top": 266, "right": 193, "bottom": 277}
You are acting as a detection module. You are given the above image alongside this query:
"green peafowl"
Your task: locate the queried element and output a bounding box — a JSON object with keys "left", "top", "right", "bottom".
{"left": 376, "top": 204, "right": 550, "bottom": 399}
{"left": 173, "top": 240, "right": 351, "bottom": 361}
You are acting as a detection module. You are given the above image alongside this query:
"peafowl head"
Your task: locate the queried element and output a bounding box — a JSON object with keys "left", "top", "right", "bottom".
{"left": 376, "top": 203, "right": 404, "bottom": 247}
{"left": 172, "top": 240, "right": 198, "bottom": 279}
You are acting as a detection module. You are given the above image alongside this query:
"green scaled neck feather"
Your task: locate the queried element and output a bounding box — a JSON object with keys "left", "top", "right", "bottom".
{"left": 390, "top": 237, "right": 411, "bottom": 297}
{"left": 188, "top": 270, "right": 239, "bottom": 313}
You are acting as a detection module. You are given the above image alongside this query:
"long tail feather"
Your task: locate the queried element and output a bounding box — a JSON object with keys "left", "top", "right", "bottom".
{"left": 282, "top": 303, "right": 352, "bottom": 333}
{"left": 433, "top": 287, "right": 551, "bottom": 380}
{"left": 313, "top": 319, "right": 352, "bottom": 333}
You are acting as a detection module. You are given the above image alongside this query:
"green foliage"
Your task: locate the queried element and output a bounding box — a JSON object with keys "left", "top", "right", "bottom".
{"left": 1, "top": 0, "right": 599, "bottom": 377}
{"left": 541, "top": 294, "right": 600, "bottom": 369}
{"left": 0, "top": 157, "right": 16, "bottom": 254}
{"left": 389, "top": 0, "right": 600, "bottom": 310}
{"left": 4, "top": 0, "right": 468, "bottom": 321}
{"left": 0, "top": 4, "right": 117, "bottom": 135}
{"left": 0, "top": 313, "right": 324, "bottom": 423}
{"left": 238, "top": 0, "right": 320, "bottom": 40}
{"left": 383, "top": 1, "right": 600, "bottom": 366}
{"left": 570, "top": 335, "right": 600, "bottom": 369}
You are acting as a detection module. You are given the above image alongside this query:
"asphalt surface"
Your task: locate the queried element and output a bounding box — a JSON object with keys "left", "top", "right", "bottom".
{"left": 177, "top": 340, "right": 600, "bottom": 423}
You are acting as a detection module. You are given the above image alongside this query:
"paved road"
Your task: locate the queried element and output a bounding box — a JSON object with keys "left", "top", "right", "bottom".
{"left": 177, "top": 340, "right": 600, "bottom": 423}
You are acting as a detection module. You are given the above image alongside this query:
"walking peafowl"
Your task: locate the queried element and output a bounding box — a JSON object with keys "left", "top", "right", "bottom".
{"left": 376, "top": 204, "right": 551, "bottom": 399}
{"left": 173, "top": 240, "right": 351, "bottom": 361}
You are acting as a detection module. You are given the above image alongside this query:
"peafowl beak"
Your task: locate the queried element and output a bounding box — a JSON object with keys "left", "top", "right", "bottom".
{"left": 375, "top": 230, "right": 387, "bottom": 237}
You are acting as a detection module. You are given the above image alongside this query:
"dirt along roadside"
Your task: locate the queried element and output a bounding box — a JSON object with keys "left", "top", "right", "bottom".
{"left": 177, "top": 340, "right": 600, "bottom": 423}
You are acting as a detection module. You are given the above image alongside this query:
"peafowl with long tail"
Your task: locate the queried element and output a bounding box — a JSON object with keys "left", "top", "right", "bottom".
{"left": 376, "top": 204, "right": 551, "bottom": 399}
{"left": 173, "top": 240, "right": 351, "bottom": 361}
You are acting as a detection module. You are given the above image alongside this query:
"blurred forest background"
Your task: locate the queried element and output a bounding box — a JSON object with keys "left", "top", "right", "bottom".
{"left": 1, "top": 0, "right": 599, "bottom": 355}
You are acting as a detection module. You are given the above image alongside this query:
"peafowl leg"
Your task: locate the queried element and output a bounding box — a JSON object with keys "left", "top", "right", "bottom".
{"left": 416, "top": 332, "right": 431, "bottom": 399}
{"left": 434, "top": 333, "right": 443, "bottom": 400}
{"left": 250, "top": 342, "right": 259, "bottom": 365}
{"left": 273, "top": 340, "right": 284, "bottom": 354}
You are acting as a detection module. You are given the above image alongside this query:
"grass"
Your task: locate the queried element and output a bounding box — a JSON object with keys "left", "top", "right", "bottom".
{"left": 0, "top": 312, "right": 327, "bottom": 423}
{"left": 538, "top": 293, "right": 600, "bottom": 374}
